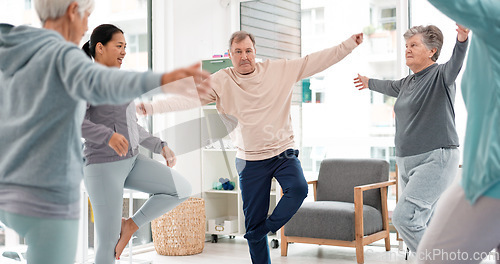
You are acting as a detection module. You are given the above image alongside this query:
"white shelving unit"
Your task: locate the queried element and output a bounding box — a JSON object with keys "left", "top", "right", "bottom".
{"left": 200, "top": 106, "right": 281, "bottom": 245}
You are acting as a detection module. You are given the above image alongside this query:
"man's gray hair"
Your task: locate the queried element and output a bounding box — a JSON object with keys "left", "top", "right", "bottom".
{"left": 35, "top": 0, "right": 95, "bottom": 24}
{"left": 229, "top": 31, "right": 255, "bottom": 50}
{"left": 404, "top": 25, "right": 443, "bottom": 62}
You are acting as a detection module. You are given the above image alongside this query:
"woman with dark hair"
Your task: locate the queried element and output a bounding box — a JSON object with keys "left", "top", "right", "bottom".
{"left": 81, "top": 24, "right": 192, "bottom": 263}
{"left": 354, "top": 24, "right": 469, "bottom": 254}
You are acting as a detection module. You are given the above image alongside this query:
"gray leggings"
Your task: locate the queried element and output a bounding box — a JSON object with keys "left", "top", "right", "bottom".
{"left": 83, "top": 154, "right": 191, "bottom": 264}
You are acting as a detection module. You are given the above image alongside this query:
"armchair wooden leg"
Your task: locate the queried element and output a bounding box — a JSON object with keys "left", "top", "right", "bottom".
{"left": 385, "top": 232, "right": 391, "bottom": 251}
{"left": 354, "top": 187, "right": 364, "bottom": 263}
{"left": 381, "top": 186, "right": 391, "bottom": 252}
{"left": 355, "top": 239, "right": 364, "bottom": 264}
{"left": 280, "top": 226, "right": 288, "bottom": 256}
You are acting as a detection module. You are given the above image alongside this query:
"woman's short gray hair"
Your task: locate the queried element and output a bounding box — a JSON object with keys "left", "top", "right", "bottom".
{"left": 35, "top": 0, "right": 95, "bottom": 24}
{"left": 404, "top": 25, "right": 443, "bottom": 62}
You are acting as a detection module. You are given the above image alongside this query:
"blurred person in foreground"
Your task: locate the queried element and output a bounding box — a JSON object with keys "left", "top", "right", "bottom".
{"left": 0, "top": 0, "right": 209, "bottom": 263}
{"left": 417, "top": 0, "right": 500, "bottom": 263}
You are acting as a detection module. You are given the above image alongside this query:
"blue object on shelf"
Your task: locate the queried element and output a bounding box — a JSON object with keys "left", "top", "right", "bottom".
{"left": 214, "top": 178, "right": 235, "bottom": 191}
{"left": 219, "top": 177, "right": 229, "bottom": 184}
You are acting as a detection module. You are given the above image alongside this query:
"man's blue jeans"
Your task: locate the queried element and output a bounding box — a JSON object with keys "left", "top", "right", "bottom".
{"left": 236, "top": 149, "right": 308, "bottom": 264}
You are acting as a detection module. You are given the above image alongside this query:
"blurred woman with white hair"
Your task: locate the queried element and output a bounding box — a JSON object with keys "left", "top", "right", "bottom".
{"left": 0, "top": 0, "right": 209, "bottom": 263}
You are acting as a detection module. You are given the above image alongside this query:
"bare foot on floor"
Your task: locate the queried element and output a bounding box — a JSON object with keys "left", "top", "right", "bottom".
{"left": 115, "top": 218, "right": 139, "bottom": 260}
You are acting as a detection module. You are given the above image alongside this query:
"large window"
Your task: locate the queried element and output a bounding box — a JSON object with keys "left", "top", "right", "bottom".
{"left": 300, "top": 0, "right": 399, "bottom": 212}
{"left": 0, "top": 0, "right": 39, "bottom": 26}
{"left": 300, "top": 0, "right": 398, "bottom": 178}
{"left": 380, "top": 7, "right": 397, "bottom": 30}
{"left": 302, "top": 7, "right": 325, "bottom": 36}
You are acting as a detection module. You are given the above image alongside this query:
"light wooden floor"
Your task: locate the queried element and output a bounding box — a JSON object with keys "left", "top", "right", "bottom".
{"left": 118, "top": 234, "right": 498, "bottom": 264}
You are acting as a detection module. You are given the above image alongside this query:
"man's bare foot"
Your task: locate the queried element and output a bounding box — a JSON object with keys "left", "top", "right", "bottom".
{"left": 115, "top": 218, "right": 139, "bottom": 260}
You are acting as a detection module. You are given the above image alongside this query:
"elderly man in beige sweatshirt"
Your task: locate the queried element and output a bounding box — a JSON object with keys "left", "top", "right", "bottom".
{"left": 140, "top": 30, "right": 363, "bottom": 263}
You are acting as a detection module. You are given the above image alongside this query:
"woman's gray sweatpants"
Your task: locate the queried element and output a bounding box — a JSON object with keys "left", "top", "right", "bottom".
{"left": 393, "top": 148, "right": 460, "bottom": 253}
{"left": 83, "top": 154, "right": 192, "bottom": 264}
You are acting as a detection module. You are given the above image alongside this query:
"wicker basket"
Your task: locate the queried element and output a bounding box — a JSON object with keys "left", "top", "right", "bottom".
{"left": 151, "top": 197, "right": 205, "bottom": 256}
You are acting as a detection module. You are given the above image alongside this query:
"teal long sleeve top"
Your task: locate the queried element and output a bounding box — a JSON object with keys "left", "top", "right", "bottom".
{"left": 427, "top": 0, "right": 500, "bottom": 203}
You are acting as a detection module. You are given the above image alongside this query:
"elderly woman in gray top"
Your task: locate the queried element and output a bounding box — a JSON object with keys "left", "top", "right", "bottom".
{"left": 354, "top": 24, "right": 469, "bottom": 254}
{"left": 0, "top": 0, "right": 208, "bottom": 263}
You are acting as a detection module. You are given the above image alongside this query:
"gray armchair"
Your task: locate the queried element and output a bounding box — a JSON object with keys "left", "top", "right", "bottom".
{"left": 281, "top": 159, "right": 396, "bottom": 264}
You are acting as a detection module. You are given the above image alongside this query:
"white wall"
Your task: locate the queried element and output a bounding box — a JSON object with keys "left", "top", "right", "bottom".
{"left": 150, "top": 0, "right": 241, "bottom": 197}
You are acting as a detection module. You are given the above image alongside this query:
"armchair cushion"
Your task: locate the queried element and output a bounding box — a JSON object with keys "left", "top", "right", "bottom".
{"left": 284, "top": 201, "right": 383, "bottom": 241}
{"left": 316, "top": 159, "right": 389, "bottom": 212}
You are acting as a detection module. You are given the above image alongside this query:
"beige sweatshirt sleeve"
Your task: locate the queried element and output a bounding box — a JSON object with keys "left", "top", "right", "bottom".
{"left": 290, "top": 36, "right": 358, "bottom": 82}
{"left": 148, "top": 95, "right": 203, "bottom": 113}
{"left": 199, "top": 87, "right": 217, "bottom": 106}
{"left": 140, "top": 77, "right": 218, "bottom": 114}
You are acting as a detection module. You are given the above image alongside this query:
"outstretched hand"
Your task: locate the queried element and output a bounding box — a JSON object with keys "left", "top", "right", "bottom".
{"left": 161, "top": 62, "right": 212, "bottom": 97}
{"left": 136, "top": 102, "right": 152, "bottom": 116}
{"left": 456, "top": 23, "right": 469, "bottom": 42}
{"left": 352, "top": 33, "right": 364, "bottom": 46}
{"left": 353, "top": 74, "right": 369, "bottom": 90}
